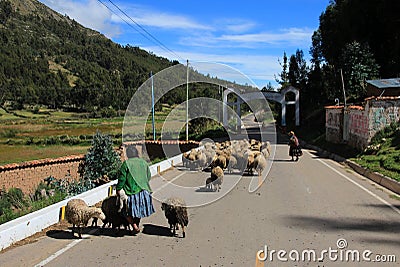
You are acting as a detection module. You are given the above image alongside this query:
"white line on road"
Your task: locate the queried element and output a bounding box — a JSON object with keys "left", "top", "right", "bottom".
{"left": 152, "top": 171, "right": 187, "bottom": 194}
{"left": 33, "top": 228, "right": 99, "bottom": 267}
{"left": 315, "top": 156, "right": 400, "bottom": 216}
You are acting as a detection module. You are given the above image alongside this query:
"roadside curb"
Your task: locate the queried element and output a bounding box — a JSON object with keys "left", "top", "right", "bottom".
{"left": 299, "top": 140, "right": 400, "bottom": 195}
{"left": 345, "top": 160, "right": 400, "bottom": 195}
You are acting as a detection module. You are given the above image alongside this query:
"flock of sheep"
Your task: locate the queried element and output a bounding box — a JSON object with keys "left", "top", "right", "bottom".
{"left": 64, "top": 138, "right": 270, "bottom": 239}
{"left": 182, "top": 139, "right": 271, "bottom": 191}
{"left": 65, "top": 194, "right": 189, "bottom": 238}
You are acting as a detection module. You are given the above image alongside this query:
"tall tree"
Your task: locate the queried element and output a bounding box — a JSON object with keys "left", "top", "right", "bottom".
{"left": 275, "top": 52, "right": 290, "bottom": 88}
{"left": 315, "top": 0, "right": 400, "bottom": 78}
{"left": 341, "top": 41, "right": 380, "bottom": 100}
{"left": 288, "top": 49, "right": 308, "bottom": 90}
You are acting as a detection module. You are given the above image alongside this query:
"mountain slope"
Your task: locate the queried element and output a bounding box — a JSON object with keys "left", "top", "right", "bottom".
{"left": 0, "top": 0, "right": 175, "bottom": 110}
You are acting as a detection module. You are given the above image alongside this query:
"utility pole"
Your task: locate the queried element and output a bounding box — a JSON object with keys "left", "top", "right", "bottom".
{"left": 151, "top": 71, "right": 155, "bottom": 141}
{"left": 340, "top": 69, "right": 348, "bottom": 142}
{"left": 340, "top": 69, "right": 347, "bottom": 107}
{"left": 186, "top": 59, "right": 189, "bottom": 141}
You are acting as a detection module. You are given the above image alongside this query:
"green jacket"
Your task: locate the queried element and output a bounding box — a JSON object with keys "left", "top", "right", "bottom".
{"left": 116, "top": 158, "right": 152, "bottom": 195}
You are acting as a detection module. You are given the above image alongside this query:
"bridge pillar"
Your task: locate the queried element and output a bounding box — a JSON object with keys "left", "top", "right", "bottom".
{"left": 295, "top": 90, "right": 300, "bottom": 126}
{"left": 281, "top": 103, "right": 286, "bottom": 126}
{"left": 236, "top": 98, "right": 242, "bottom": 131}
{"left": 223, "top": 90, "right": 229, "bottom": 127}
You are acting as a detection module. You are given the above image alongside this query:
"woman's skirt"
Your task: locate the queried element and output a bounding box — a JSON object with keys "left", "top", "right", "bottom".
{"left": 126, "top": 190, "right": 155, "bottom": 218}
{"left": 289, "top": 146, "right": 302, "bottom": 157}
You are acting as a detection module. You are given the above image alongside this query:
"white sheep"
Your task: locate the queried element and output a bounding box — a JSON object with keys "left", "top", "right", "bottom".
{"left": 161, "top": 197, "right": 189, "bottom": 238}
{"left": 255, "top": 154, "right": 268, "bottom": 177}
{"left": 197, "top": 152, "right": 207, "bottom": 170}
{"left": 211, "top": 154, "right": 227, "bottom": 170}
{"left": 227, "top": 155, "right": 237, "bottom": 173}
{"left": 207, "top": 166, "right": 224, "bottom": 192}
{"left": 65, "top": 198, "right": 106, "bottom": 238}
{"left": 261, "top": 148, "right": 270, "bottom": 159}
{"left": 182, "top": 152, "right": 190, "bottom": 168}
{"left": 187, "top": 149, "right": 198, "bottom": 170}
{"left": 262, "top": 141, "right": 271, "bottom": 156}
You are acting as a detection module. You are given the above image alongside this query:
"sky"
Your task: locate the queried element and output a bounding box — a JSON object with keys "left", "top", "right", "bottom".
{"left": 39, "top": 0, "right": 330, "bottom": 89}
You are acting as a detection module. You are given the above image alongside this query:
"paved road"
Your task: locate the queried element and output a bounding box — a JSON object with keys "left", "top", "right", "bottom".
{"left": 1, "top": 136, "right": 399, "bottom": 266}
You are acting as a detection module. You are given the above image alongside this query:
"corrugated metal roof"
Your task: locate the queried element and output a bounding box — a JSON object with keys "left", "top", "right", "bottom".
{"left": 366, "top": 78, "right": 400, "bottom": 88}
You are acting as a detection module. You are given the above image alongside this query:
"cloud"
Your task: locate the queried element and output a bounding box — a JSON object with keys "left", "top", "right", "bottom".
{"left": 180, "top": 27, "right": 313, "bottom": 48}
{"left": 143, "top": 46, "right": 281, "bottom": 88}
{"left": 216, "top": 19, "right": 257, "bottom": 33}
{"left": 110, "top": 3, "right": 212, "bottom": 31}
{"left": 219, "top": 27, "right": 313, "bottom": 45}
{"left": 40, "top": 0, "right": 121, "bottom": 38}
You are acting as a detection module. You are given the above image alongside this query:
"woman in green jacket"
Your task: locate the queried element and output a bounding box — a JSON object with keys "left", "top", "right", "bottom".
{"left": 116, "top": 145, "right": 155, "bottom": 234}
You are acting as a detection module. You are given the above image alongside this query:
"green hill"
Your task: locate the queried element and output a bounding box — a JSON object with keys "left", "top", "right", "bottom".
{"left": 0, "top": 0, "right": 176, "bottom": 111}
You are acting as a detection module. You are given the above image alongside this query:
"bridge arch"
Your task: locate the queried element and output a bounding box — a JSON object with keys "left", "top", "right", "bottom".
{"left": 223, "top": 85, "right": 299, "bottom": 128}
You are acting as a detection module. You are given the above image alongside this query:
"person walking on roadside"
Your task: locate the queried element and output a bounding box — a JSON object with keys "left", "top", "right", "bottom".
{"left": 116, "top": 145, "right": 155, "bottom": 234}
{"left": 288, "top": 131, "right": 302, "bottom": 161}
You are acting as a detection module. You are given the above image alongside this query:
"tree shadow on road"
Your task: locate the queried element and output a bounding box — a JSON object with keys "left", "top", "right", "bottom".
{"left": 282, "top": 215, "right": 400, "bottom": 234}
{"left": 356, "top": 203, "right": 400, "bottom": 211}
{"left": 359, "top": 237, "right": 400, "bottom": 247}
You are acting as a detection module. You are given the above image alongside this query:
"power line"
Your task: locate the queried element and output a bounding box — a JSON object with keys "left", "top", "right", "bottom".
{"left": 97, "top": 0, "right": 185, "bottom": 62}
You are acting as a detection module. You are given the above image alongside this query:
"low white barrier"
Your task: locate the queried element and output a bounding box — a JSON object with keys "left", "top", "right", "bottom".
{"left": 0, "top": 154, "right": 183, "bottom": 251}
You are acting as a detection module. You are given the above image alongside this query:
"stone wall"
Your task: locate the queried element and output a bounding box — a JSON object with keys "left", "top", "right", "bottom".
{"left": 0, "top": 155, "right": 84, "bottom": 194}
{"left": 0, "top": 140, "right": 199, "bottom": 194}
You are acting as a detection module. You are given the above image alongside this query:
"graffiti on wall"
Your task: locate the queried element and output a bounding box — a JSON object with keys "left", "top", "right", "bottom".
{"left": 326, "top": 110, "right": 341, "bottom": 130}
{"left": 370, "top": 100, "right": 400, "bottom": 132}
{"left": 326, "top": 98, "right": 400, "bottom": 149}
{"left": 372, "top": 107, "right": 387, "bottom": 131}
{"left": 349, "top": 112, "right": 368, "bottom": 137}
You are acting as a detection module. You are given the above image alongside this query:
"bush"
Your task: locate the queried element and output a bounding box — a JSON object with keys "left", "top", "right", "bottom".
{"left": 0, "top": 182, "right": 68, "bottom": 225}
{"left": 7, "top": 188, "right": 28, "bottom": 210}
{"left": 78, "top": 131, "right": 122, "bottom": 182}
{"left": 0, "top": 129, "right": 18, "bottom": 138}
{"left": 0, "top": 191, "right": 11, "bottom": 216}
{"left": 99, "top": 106, "right": 117, "bottom": 118}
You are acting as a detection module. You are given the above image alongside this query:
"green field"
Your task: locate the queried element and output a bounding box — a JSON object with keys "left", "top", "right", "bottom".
{"left": 0, "top": 105, "right": 186, "bottom": 165}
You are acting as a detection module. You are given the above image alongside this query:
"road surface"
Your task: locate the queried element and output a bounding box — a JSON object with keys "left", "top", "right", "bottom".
{"left": 1, "top": 134, "right": 399, "bottom": 266}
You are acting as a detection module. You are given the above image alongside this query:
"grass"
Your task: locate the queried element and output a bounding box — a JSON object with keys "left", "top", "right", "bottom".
{"left": 0, "top": 105, "right": 225, "bottom": 165}
{"left": 0, "top": 144, "right": 90, "bottom": 165}
{"left": 350, "top": 122, "right": 400, "bottom": 182}
{"left": 0, "top": 191, "right": 67, "bottom": 225}
{"left": 0, "top": 108, "right": 124, "bottom": 164}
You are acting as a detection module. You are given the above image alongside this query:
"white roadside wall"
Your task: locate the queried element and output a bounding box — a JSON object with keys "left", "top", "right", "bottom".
{"left": 0, "top": 153, "right": 183, "bottom": 251}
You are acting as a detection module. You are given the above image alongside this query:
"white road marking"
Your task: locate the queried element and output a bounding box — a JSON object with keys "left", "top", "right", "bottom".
{"left": 151, "top": 171, "right": 188, "bottom": 194}
{"left": 315, "top": 156, "right": 400, "bottom": 216}
{"left": 33, "top": 228, "right": 98, "bottom": 267}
